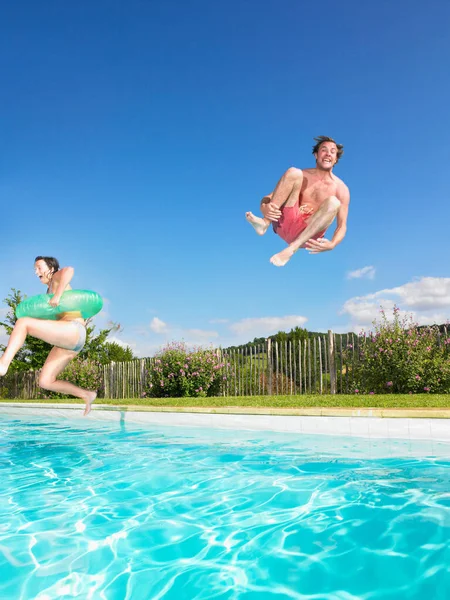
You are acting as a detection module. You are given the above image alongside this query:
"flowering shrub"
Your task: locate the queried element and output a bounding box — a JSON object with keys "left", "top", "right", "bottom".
{"left": 145, "top": 342, "right": 226, "bottom": 397}
{"left": 62, "top": 359, "right": 103, "bottom": 394}
{"left": 345, "top": 307, "right": 450, "bottom": 394}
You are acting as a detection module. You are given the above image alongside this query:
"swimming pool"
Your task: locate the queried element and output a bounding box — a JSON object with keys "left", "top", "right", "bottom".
{"left": 1, "top": 412, "right": 449, "bottom": 599}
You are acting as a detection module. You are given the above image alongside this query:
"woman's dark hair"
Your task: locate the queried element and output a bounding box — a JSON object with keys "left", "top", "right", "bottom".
{"left": 312, "top": 136, "right": 344, "bottom": 162}
{"left": 34, "top": 256, "right": 60, "bottom": 274}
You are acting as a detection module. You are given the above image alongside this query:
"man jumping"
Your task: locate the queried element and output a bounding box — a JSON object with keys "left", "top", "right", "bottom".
{"left": 246, "top": 136, "right": 350, "bottom": 267}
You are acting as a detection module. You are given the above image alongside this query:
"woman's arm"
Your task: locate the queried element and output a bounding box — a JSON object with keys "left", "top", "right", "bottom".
{"left": 49, "top": 266, "right": 75, "bottom": 306}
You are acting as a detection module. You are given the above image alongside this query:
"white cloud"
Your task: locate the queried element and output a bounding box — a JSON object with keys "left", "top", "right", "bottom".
{"left": 120, "top": 315, "right": 310, "bottom": 358}
{"left": 119, "top": 328, "right": 220, "bottom": 357}
{"left": 341, "top": 277, "right": 450, "bottom": 331}
{"left": 184, "top": 328, "right": 219, "bottom": 339}
{"left": 107, "top": 335, "right": 135, "bottom": 349}
{"left": 128, "top": 321, "right": 220, "bottom": 353}
{"left": 378, "top": 277, "right": 450, "bottom": 310}
{"left": 150, "top": 317, "right": 168, "bottom": 334}
{"left": 347, "top": 265, "right": 376, "bottom": 280}
{"left": 229, "top": 315, "right": 308, "bottom": 337}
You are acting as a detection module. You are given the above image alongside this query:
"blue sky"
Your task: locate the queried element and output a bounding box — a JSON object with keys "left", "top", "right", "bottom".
{"left": 1, "top": 0, "right": 450, "bottom": 355}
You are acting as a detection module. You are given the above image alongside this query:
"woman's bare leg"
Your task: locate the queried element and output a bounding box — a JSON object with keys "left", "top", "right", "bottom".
{"left": 0, "top": 317, "right": 80, "bottom": 374}
{"left": 39, "top": 346, "right": 97, "bottom": 416}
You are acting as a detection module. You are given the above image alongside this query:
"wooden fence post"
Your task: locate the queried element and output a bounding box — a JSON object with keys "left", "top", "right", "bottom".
{"left": 267, "top": 338, "right": 272, "bottom": 395}
{"left": 328, "top": 330, "right": 336, "bottom": 394}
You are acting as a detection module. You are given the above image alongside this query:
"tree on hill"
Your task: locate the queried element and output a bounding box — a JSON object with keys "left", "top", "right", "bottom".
{"left": 224, "top": 325, "right": 311, "bottom": 352}
{"left": 100, "top": 341, "right": 135, "bottom": 363}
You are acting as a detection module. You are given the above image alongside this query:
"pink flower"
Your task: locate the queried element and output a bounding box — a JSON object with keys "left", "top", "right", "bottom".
{"left": 369, "top": 391, "right": 374, "bottom": 395}
{"left": 415, "top": 375, "right": 421, "bottom": 380}
{"left": 424, "top": 386, "right": 430, "bottom": 392}
{"left": 354, "top": 389, "right": 359, "bottom": 393}
{"left": 386, "top": 381, "right": 393, "bottom": 387}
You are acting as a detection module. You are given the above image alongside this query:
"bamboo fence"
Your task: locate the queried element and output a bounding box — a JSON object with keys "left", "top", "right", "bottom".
{"left": 1, "top": 328, "right": 447, "bottom": 400}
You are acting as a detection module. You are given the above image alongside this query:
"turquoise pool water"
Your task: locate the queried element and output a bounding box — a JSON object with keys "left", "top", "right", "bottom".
{"left": 1, "top": 413, "right": 449, "bottom": 600}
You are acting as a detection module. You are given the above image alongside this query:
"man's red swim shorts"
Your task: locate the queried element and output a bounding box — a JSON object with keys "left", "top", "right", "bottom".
{"left": 273, "top": 205, "right": 326, "bottom": 245}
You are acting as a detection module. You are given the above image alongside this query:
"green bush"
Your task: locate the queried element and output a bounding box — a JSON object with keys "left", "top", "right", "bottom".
{"left": 345, "top": 307, "right": 450, "bottom": 394}
{"left": 145, "top": 342, "right": 226, "bottom": 398}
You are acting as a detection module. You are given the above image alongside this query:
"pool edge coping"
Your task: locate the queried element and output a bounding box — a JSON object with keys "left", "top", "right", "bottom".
{"left": 1, "top": 402, "right": 450, "bottom": 419}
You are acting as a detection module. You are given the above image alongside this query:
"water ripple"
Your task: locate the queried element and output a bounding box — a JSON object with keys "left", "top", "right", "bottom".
{"left": 0, "top": 415, "right": 449, "bottom": 599}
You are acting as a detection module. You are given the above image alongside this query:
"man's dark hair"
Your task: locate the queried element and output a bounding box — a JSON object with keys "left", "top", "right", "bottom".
{"left": 312, "top": 136, "right": 344, "bottom": 162}
{"left": 34, "top": 256, "right": 60, "bottom": 274}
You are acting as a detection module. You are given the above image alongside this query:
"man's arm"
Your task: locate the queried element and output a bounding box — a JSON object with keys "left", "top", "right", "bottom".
{"left": 329, "top": 185, "right": 350, "bottom": 248}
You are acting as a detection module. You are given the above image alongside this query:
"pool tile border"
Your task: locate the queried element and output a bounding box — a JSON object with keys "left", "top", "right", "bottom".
{"left": 1, "top": 402, "right": 449, "bottom": 442}
{"left": 1, "top": 402, "right": 450, "bottom": 419}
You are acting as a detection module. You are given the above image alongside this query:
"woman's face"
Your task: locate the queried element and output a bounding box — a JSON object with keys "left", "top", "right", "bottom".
{"left": 34, "top": 259, "right": 53, "bottom": 285}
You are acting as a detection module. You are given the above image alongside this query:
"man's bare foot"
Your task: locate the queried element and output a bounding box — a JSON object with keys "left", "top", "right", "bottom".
{"left": 270, "top": 247, "right": 295, "bottom": 267}
{"left": 245, "top": 212, "right": 270, "bottom": 236}
{"left": 0, "top": 361, "right": 8, "bottom": 377}
{"left": 83, "top": 391, "right": 97, "bottom": 416}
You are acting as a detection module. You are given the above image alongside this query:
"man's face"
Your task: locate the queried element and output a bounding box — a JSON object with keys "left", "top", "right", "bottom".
{"left": 315, "top": 142, "right": 338, "bottom": 171}
{"left": 34, "top": 260, "right": 52, "bottom": 285}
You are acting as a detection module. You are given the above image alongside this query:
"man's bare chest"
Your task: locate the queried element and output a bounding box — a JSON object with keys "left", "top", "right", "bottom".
{"left": 301, "top": 178, "right": 338, "bottom": 207}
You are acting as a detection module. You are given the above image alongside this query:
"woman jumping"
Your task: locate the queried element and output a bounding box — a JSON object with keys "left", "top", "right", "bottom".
{"left": 0, "top": 256, "right": 97, "bottom": 415}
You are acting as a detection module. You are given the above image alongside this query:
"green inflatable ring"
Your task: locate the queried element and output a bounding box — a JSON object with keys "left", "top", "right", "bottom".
{"left": 16, "top": 290, "right": 103, "bottom": 320}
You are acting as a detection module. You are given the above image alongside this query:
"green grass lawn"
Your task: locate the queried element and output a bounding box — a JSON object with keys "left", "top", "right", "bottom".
{"left": 2, "top": 394, "right": 450, "bottom": 408}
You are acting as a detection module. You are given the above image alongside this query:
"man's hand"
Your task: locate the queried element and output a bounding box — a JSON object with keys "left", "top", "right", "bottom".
{"left": 304, "top": 237, "right": 335, "bottom": 254}
{"left": 261, "top": 202, "right": 282, "bottom": 222}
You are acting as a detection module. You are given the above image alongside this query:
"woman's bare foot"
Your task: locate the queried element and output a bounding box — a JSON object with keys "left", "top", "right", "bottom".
{"left": 245, "top": 212, "right": 270, "bottom": 236}
{"left": 270, "top": 247, "right": 295, "bottom": 267}
{"left": 0, "top": 360, "right": 8, "bottom": 377}
{"left": 83, "top": 391, "right": 97, "bottom": 416}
